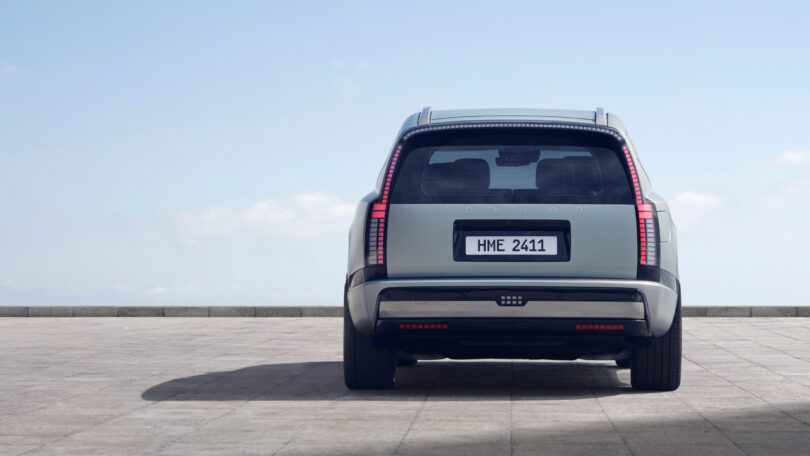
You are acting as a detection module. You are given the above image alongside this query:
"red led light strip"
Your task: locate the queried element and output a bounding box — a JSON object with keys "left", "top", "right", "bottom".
{"left": 622, "top": 145, "right": 652, "bottom": 265}
{"left": 399, "top": 323, "right": 448, "bottom": 330}
{"left": 371, "top": 145, "right": 402, "bottom": 264}
{"left": 575, "top": 324, "right": 624, "bottom": 330}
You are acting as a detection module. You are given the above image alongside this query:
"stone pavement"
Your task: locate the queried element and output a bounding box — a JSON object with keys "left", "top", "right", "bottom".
{"left": 0, "top": 318, "right": 809, "bottom": 455}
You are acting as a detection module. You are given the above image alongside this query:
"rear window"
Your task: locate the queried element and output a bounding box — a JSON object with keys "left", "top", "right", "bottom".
{"left": 390, "top": 129, "right": 633, "bottom": 204}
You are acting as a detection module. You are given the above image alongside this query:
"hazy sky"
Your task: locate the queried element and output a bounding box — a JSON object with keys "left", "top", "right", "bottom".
{"left": 1, "top": 1, "right": 809, "bottom": 306}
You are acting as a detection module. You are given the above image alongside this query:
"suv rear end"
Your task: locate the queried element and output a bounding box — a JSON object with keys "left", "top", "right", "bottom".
{"left": 344, "top": 108, "right": 681, "bottom": 391}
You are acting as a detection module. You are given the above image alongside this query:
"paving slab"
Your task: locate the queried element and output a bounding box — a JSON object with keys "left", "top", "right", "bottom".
{"left": 0, "top": 317, "right": 808, "bottom": 455}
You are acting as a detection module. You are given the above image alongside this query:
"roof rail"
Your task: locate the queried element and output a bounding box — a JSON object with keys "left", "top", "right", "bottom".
{"left": 594, "top": 107, "right": 607, "bottom": 126}
{"left": 417, "top": 106, "right": 432, "bottom": 126}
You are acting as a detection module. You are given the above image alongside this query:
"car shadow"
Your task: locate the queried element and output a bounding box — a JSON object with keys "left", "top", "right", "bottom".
{"left": 142, "top": 360, "right": 637, "bottom": 401}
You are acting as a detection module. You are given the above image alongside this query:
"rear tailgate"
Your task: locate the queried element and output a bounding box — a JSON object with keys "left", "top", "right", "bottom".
{"left": 387, "top": 204, "right": 637, "bottom": 278}
{"left": 384, "top": 127, "right": 638, "bottom": 279}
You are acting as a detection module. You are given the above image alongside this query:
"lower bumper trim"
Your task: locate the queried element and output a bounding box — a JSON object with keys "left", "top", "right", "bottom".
{"left": 373, "top": 317, "right": 651, "bottom": 358}
{"left": 375, "top": 317, "right": 650, "bottom": 338}
{"left": 379, "top": 300, "right": 644, "bottom": 319}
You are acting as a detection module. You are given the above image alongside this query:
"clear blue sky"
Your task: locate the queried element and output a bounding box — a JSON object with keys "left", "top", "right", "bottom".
{"left": 1, "top": 1, "right": 809, "bottom": 306}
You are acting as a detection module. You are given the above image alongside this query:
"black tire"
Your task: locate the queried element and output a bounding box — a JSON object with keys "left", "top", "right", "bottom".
{"left": 343, "top": 300, "right": 395, "bottom": 389}
{"left": 397, "top": 358, "right": 418, "bottom": 367}
{"left": 631, "top": 291, "right": 682, "bottom": 391}
{"left": 615, "top": 359, "right": 631, "bottom": 369}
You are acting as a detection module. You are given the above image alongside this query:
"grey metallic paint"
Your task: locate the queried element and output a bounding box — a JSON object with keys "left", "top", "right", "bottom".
{"left": 345, "top": 108, "right": 680, "bottom": 344}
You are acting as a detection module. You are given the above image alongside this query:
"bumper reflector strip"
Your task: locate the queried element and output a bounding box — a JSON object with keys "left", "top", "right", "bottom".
{"left": 399, "top": 323, "right": 448, "bottom": 330}
{"left": 575, "top": 324, "right": 624, "bottom": 330}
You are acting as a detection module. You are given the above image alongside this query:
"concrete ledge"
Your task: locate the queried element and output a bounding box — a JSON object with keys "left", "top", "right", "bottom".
{"left": 29, "top": 306, "right": 74, "bottom": 317}
{"left": 164, "top": 307, "right": 209, "bottom": 317}
{"left": 256, "top": 307, "right": 301, "bottom": 317}
{"left": 683, "top": 307, "right": 707, "bottom": 317}
{"left": 1, "top": 306, "right": 809, "bottom": 317}
{"left": 706, "top": 306, "right": 751, "bottom": 317}
{"left": 118, "top": 307, "right": 165, "bottom": 317}
{"left": 210, "top": 306, "right": 256, "bottom": 317}
{"left": 0, "top": 306, "right": 28, "bottom": 317}
{"left": 74, "top": 306, "right": 118, "bottom": 317}
{"left": 751, "top": 306, "right": 797, "bottom": 317}
{"left": 301, "top": 306, "right": 343, "bottom": 317}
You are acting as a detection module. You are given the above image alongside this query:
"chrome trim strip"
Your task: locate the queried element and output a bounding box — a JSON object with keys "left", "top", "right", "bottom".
{"left": 379, "top": 300, "right": 644, "bottom": 319}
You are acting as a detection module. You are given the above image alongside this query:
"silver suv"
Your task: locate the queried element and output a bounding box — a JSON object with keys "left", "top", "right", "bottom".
{"left": 344, "top": 107, "right": 681, "bottom": 391}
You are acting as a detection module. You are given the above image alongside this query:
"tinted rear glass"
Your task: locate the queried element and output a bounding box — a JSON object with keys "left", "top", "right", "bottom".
{"left": 390, "top": 129, "right": 633, "bottom": 204}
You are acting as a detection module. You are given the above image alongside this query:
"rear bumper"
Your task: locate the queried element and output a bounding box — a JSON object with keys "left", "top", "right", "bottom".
{"left": 347, "top": 277, "right": 678, "bottom": 338}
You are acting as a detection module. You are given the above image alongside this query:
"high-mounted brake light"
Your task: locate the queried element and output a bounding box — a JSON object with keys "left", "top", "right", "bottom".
{"left": 622, "top": 145, "right": 658, "bottom": 266}
{"left": 366, "top": 145, "right": 402, "bottom": 265}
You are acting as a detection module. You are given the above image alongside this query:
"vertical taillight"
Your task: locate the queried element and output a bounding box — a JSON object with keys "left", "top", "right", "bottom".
{"left": 622, "top": 145, "right": 658, "bottom": 266}
{"left": 366, "top": 145, "right": 402, "bottom": 265}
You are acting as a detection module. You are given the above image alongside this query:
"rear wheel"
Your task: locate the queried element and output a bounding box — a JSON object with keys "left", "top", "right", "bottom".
{"left": 630, "top": 291, "right": 682, "bottom": 391}
{"left": 343, "top": 300, "right": 395, "bottom": 390}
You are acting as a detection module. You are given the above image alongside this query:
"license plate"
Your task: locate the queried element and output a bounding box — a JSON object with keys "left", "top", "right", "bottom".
{"left": 465, "top": 235, "right": 558, "bottom": 256}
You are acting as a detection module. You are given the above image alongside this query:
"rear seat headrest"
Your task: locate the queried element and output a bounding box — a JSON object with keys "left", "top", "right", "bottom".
{"left": 422, "top": 158, "right": 490, "bottom": 194}
{"left": 536, "top": 156, "right": 601, "bottom": 195}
